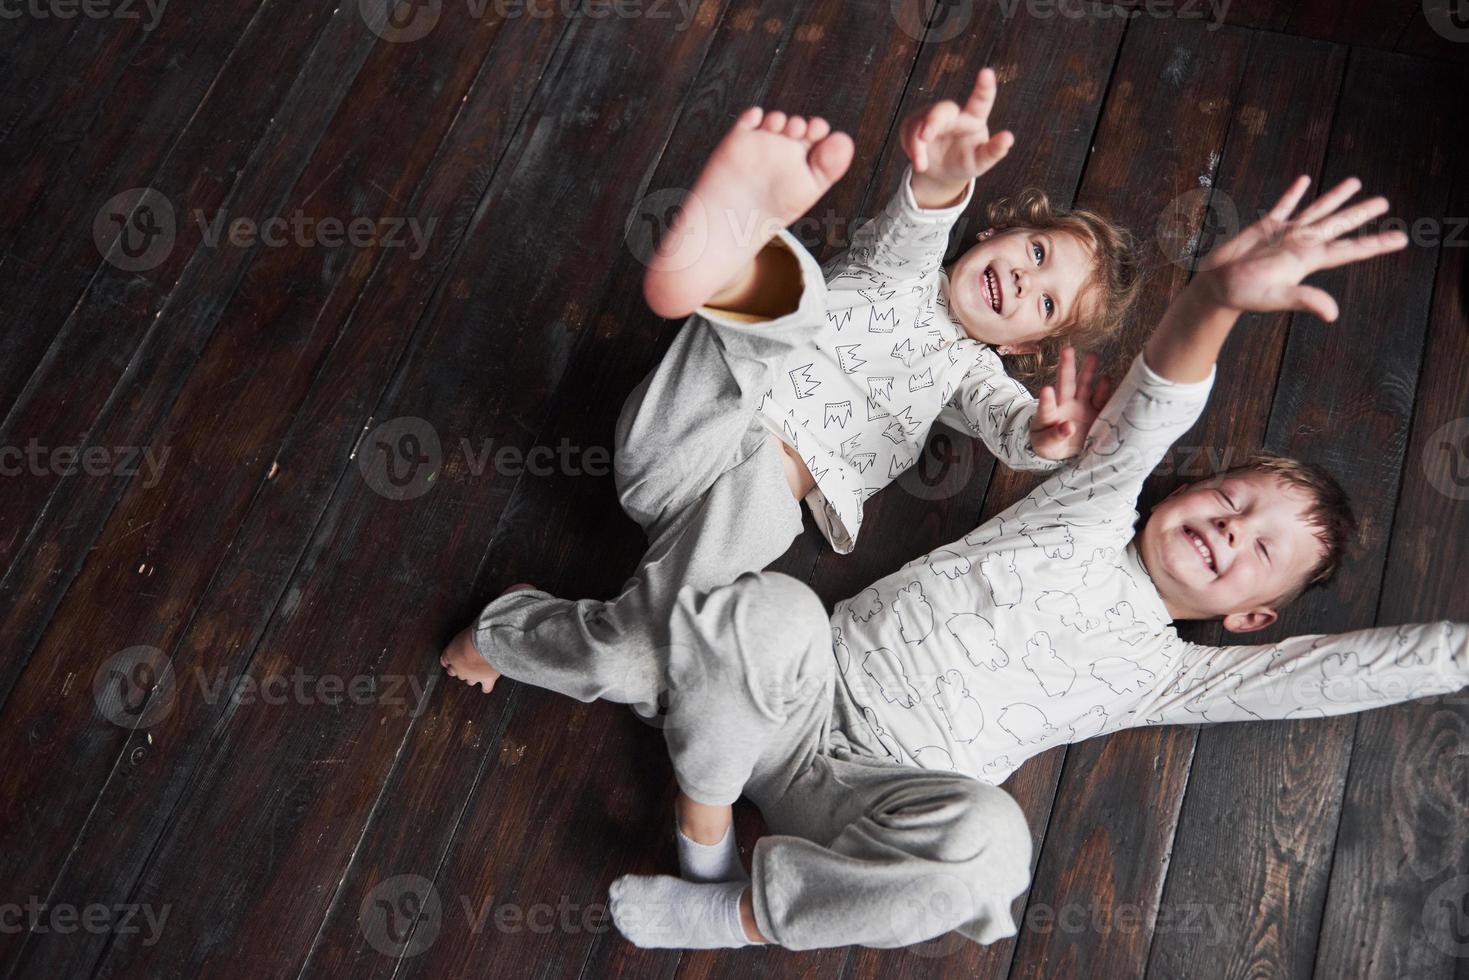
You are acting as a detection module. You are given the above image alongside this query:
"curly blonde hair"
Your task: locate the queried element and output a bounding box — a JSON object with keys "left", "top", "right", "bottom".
{"left": 979, "top": 189, "right": 1144, "bottom": 389}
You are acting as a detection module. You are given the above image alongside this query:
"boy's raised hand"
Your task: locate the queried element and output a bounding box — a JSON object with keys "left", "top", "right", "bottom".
{"left": 901, "top": 68, "right": 1015, "bottom": 208}
{"left": 1196, "top": 175, "right": 1409, "bottom": 322}
{"left": 1030, "top": 348, "right": 1113, "bottom": 460}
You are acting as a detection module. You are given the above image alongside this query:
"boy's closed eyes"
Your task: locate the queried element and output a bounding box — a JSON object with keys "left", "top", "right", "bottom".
{"left": 1141, "top": 468, "right": 1338, "bottom": 632}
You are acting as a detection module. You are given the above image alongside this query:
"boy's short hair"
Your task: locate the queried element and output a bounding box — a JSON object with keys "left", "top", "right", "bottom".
{"left": 984, "top": 188, "right": 1144, "bottom": 388}
{"left": 1222, "top": 452, "right": 1359, "bottom": 605}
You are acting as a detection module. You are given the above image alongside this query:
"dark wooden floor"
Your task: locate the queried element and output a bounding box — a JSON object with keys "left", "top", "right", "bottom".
{"left": 2, "top": 1, "right": 1466, "bottom": 977}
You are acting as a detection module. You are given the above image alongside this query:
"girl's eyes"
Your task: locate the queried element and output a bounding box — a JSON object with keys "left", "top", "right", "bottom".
{"left": 1043, "top": 296, "right": 1055, "bottom": 318}
{"left": 1257, "top": 541, "right": 1271, "bottom": 562}
{"left": 1031, "top": 242, "right": 1045, "bottom": 264}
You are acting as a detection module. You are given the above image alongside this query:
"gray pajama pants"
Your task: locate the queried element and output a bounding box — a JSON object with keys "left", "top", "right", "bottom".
{"left": 479, "top": 572, "right": 1031, "bottom": 949}
{"left": 474, "top": 232, "right": 824, "bottom": 710}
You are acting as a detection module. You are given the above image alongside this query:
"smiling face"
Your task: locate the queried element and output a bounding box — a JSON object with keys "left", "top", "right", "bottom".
{"left": 1139, "top": 470, "right": 1329, "bottom": 632}
{"left": 946, "top": 227, "right": 1097, "bottom": 350}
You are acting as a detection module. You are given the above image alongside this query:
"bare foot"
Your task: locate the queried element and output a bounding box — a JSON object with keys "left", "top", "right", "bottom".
{"left": 440, "top": 583, "right": 534, "bottom": 694}
{"left": 643, "top": 108, "right": 855, "bottom": 319}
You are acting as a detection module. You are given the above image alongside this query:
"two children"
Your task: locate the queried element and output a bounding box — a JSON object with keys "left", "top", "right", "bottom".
{"left": 445, "top": 73, "right": 1467, "bottom": 951}
{"left": 438, "top": 72, "right": 1132, "bottom": 712}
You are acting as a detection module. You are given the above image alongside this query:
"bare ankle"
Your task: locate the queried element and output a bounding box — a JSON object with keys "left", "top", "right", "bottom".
{"left": 705, "top": 240, "right": 803, "bottom": 318}
{"left": 675, "top": 791, "right": 733, "bottom": 845}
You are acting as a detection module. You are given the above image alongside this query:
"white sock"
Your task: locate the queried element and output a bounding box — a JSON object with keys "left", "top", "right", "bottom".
{"left": 676, "top": 821, "right": 748, "bottom": 883}
{"left": 609, "top": 876, "right": 754, "bottom": 949}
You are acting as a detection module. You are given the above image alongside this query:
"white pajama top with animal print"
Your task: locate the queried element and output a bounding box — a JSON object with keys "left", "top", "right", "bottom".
{"left": 757, "top": 169, "right": 1057, "bottom": 554}
{"left": 830, "top": 353, "right": 1469, "bottom": 784}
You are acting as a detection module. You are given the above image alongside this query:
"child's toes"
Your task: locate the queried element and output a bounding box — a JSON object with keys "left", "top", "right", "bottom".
{"left": 806, "top": 116, "right": 830, "bottom": 142}
{"left": 760, "top": 110, "right": 786, "bottom": 133}
{"left": 808, "top": 131, "right": 855, "bottom": 187}
{"left": 735, "top": 106, "right": 762, "bottom": 129}
{"left": 783, "top": 115, "right": 807, "bottom": 140}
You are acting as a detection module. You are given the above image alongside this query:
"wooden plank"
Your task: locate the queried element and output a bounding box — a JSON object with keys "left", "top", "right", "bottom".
{"left": 989, "top": 17, "right": 1251, "bottom": 980}
{"left": 294, "top": 5, "right": 798, "bottom": 979}
{"left": 71, "top": 6, "right": 740, "bottom": 977}
{"left": 0, "top": 8, "right": 572, "bottom": 980}
{"left": 1285, "top": 0, "right": 1421, "bottom": 49}
{"left": 295, "top": 4, "right": 940, "bottom": 978}
{"left": 1144, "top": 47, "right": 1459, "bottom": 980}
{"left": 0, "top": 0, "right": 359, "bottom": 711}
{"left": 0, "top": 0, "right": 273, "bottom": 412}
{"left": 1310, "top": 91, "right": 1469, "bottom": 980}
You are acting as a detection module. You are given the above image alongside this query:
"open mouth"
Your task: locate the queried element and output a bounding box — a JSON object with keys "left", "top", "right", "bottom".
{"left": 1182, "top": 526, "right": 1217, "bottom": 573}
{"left": 982, "top": 265, "right": 1002, "bottom": 314}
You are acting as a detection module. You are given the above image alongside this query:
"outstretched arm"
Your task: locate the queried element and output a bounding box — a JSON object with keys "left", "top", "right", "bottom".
{"left": 832, "top": 69, "right": 1014, "bottom": 284}
{"left": 1140, "top": 622, "right": 1468, "bottom": 726}
{"left": 944, "top": 346, "right": 1114, "bottom": 468}
{"left": 1144, "top": 175, "right": 1409, "bottom": 383}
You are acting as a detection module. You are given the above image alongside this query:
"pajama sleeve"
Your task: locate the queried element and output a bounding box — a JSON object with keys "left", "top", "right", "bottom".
{"left": 827, "top": 167, "right": 973, "bottom": 285}
{"left": 1012, "top": 352, "right": 1215, "bottom": 526}
{"left": 936, "top": 348, "right": 1060, "bottom": 472}
{"left": 1140, "top": 621, "right": 1469, "bottom": 725}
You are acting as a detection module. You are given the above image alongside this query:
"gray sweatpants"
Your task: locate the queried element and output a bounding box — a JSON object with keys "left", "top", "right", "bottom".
{"left": 477, "top": 572, "right": 1032, "bottom": 950}
{"left": 474, "top": 232, "right": 824, "bottom": 708}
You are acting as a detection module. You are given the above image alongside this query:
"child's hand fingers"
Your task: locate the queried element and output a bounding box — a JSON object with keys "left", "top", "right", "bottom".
{"left": 901, "top": 116, "right": 928, "bottom": 172}
{"left": 1295, "top": 176, "right": 1362, "bottom": 225}
{"left": 1267, "top": 174, "right": 1312, "bottom": 222}
{"left": 1286, "top": 284, "right": 1339, "bottom": 322}
{"left": 965, "top": 67, "right": 999, "bottom": 122}
{"left": 1318, "top": 229, "right": 1410, "bottom": 269}
{"left": 921, "top": 100, "right": 960, "bottom": 141}
{"left": 1055, "top": 346, "right": 1077, "bottom": 403}
{"left": 1036, "top": 385, "right": 1059, "bottom": 425}
{"left": 1075, "top": 350, "right": 1098, "bottom": 401}
{"left": 1306, "top": 195, "right": 1389, "bottom": 243}
{"left": 972, "top": 130, "right": 1014, "bottom": 174}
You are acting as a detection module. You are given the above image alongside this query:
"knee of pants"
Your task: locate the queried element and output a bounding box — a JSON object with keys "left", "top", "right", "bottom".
{"left": 933, "top": 779, "right": 1032, "bottom": 897}
{"left": 728, "top": 572, "right": 833, "bottom": 667}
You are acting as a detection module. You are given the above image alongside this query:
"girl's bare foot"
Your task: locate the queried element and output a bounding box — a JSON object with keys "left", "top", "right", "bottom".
{"left": 643, "top": 108, "right": 854, "bottom": 319}
{"left": 440, "top": 583, "right": 534, "bottom": 694}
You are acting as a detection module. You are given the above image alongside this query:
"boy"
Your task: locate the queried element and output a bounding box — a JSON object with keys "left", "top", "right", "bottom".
{"left": 442, "top": 72, "right": 1137, "bottom": 711}
{"left": 451, "top": 173, "right": 1466, "bottom": 950}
